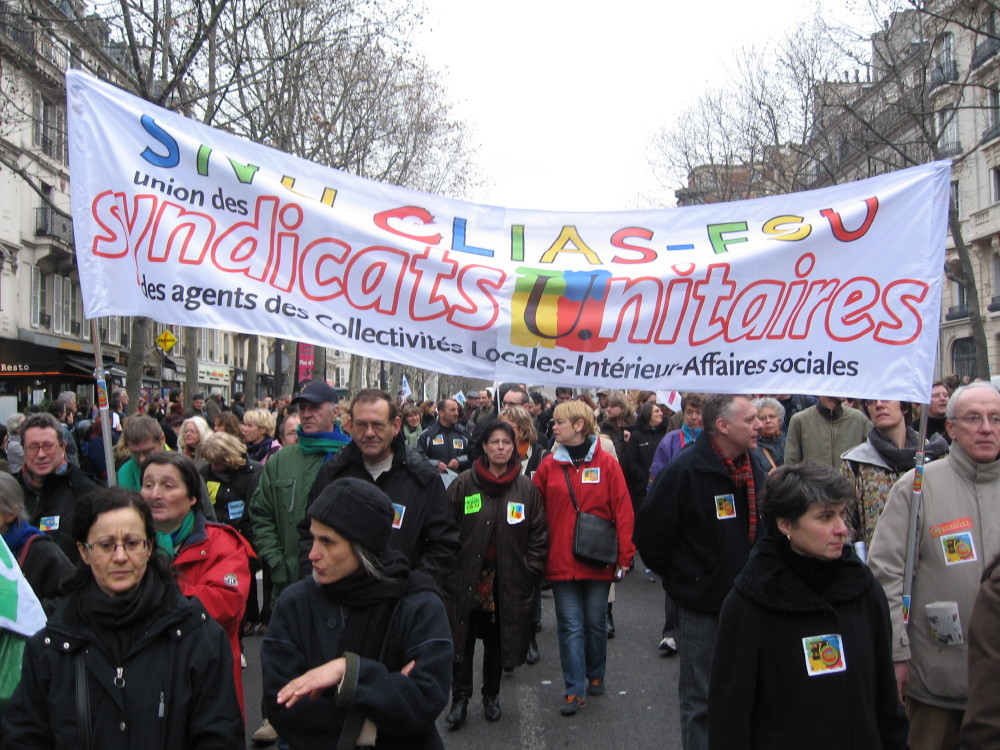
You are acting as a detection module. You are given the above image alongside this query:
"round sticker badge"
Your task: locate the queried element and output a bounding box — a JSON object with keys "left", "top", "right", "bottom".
{"left": 223, "top": 573, "right": 239, "bottom": 587}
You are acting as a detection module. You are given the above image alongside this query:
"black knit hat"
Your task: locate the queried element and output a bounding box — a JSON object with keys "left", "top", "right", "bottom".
{"left": 307, "top": 478, "right": 394, "bottom": 554}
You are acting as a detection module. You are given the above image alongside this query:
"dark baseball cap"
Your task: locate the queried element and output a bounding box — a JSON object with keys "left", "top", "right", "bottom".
{"left": 293, "top": 381, "right": 338, "bottom": 405}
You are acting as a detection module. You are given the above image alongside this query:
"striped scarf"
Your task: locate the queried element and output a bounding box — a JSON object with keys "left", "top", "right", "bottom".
{"left": 710, "top": 438, "right": 758, "bottom": 544}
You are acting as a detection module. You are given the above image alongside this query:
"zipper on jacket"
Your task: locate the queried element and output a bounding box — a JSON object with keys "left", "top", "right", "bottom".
{"left": 113, "top": 666, "right": 125, "bottom": 688}
{"left": 287, "top": 480, "right": 297, "bottom": 513}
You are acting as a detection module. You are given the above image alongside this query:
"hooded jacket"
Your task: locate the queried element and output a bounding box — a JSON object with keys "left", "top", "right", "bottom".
{"left": 2, "top": 585, "right": 243, "bottom": 749}
{"left": 868, "top": 440, "right": 1000, "bottom": 710}
{"left": 708, "top": 535, "right": 907, "bottom": 750}
{"left": 532, "top": 436, "right": 635, "bottom": 581}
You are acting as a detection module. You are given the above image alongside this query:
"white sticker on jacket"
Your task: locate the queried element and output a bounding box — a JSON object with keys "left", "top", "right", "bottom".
{"left": 432, "top": 435, "right": 445, "bottom": 446}
{"left": 507, "top": 502, "right": 525, "bottom": 524}
{"left": 392, "top": 503, "right": 406, "bottom": 529}
{"left": 714, "top": 495, "right": 736, "bottom": 519}
{"left": 452, "top": 438, "right": 464, "bottom": 450}
{"left": 802, "top": 634, "right": 847, "bottom": 676}
{"left": 581, "top": 468, "right": 600, "bottom": 483}
{"left": 39, "top": 516, "right": 60, "bottom": 531}
{"left": 940, "top": 532, "right": 977, "bottom": 565}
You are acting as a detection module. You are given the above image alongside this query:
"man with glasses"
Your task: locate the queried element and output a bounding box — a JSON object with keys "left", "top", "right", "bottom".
{"left": 14, "top": 412, "right": 98, "bottom": 558}
{"left": 869, "top": 381, "right": 1000, "bottom": 750}
{"left": 303, "top": 388, "right": 459, "bottom": 584}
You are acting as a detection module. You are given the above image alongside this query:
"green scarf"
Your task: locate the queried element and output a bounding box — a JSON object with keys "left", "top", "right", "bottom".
{"left": 297, "top": 426, "right": 350, "bottom": 456}
{"left": 156, "top": 510, "right": 196, "bottom": 560}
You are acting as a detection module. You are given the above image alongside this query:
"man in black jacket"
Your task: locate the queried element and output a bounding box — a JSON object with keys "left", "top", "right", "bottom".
{"left": 14, "top": 412, "right": 99, "bottom": 559}
{"left": 415, "top": 397, "right": 470, "bottom": 476}
{"left": 300, "top": 389, "right": 460, "bottom": 584}
{"left": 635, "top": 394, "right": 766, "bottom": 750}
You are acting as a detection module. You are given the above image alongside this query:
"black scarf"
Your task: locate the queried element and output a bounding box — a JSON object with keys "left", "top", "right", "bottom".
{"left": 246, "top": 437, "right": 276, "bottom": 462}
{"left": 74, "top": 571, "right": 173, "bottom": 664}
{"left": 320, "top": 550, "right": 410, "bottom": 662}
{"left": 867, "top": 426, "right": 950, "bottom": 473}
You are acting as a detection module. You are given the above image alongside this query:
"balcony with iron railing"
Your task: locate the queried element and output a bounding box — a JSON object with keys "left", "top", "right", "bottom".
{"left": 946, "top": 304, "right": 970, "bottom": 320}
{"left": 0, "top": 5, "right": 34, "bottom": 53}
{"left": 974, "top": 38, "right": 1000, "bottom": 69}
{"left": 929, "top": 60, "right": 960, "bottom": 91}
{"left": 35, "top": 207, "right": 74, "bottom": 246}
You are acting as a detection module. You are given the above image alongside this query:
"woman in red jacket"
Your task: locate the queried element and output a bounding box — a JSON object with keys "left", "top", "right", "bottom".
{"left": 140, "top": 453, "right": 253, "bottom": 714}
{"left": 532, "top": 400, "right": 635, "bottom": 716}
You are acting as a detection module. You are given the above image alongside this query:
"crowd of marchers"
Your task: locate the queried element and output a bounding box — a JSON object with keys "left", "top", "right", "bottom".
{"left": 0, "top": 378, "right": 998, "bottom": 750}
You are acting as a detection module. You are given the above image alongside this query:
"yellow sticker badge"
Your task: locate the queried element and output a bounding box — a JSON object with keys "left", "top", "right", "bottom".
{"left": 802, "top": 634, "right": 847, "bottom": 676}
{"left": 714, "top": 494, "right": 736, "bottom": 519}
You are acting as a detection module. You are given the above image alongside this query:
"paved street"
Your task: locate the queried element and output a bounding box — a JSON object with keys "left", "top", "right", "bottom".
{"left": 241, "top": 556, "right": 681, "bottom": 749}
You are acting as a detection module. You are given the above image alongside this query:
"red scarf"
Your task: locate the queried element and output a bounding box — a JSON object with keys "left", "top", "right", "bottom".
{"left": 710, "top": 438, "right": 758, "bottom": 544}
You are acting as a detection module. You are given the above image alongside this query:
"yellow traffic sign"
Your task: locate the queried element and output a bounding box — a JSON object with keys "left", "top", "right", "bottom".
{"left": 156, "top": 330, "right": 178, "bottom": 352}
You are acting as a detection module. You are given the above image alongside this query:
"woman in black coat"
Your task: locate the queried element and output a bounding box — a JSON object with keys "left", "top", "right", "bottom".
{"left": 707, "top": 462, "right": 907, "bottom": 750}
{"left": 442, "top": 422, "right": 548, "bottom": 729}
{"left": 623, "top": 402, "right": 667, "bottom": 512}
{"left": 2, "top": 487, "right": 242, "bottom": 748}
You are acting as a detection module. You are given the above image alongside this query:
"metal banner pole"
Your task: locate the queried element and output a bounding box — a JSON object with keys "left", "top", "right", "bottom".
{"left": 90, "top": 320, "right": 117, "bottom": 487}
{"left": 901, "top": 402, "right": 930, "bottom": 625}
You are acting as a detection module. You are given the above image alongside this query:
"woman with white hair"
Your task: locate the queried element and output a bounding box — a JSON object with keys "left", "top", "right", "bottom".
{"left": 179, "top": 415, "right": 213, "bottom": 465}
{"left": 751, "top": 397, "right": 787, "bottom": 471}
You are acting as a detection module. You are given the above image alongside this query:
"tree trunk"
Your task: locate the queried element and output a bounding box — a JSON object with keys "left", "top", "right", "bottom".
{"left": 184, "top": 326, "right": 199, "bottom": 405}
{"left": 950, "top": 214, "right": 991, "bottom": 380}
{"left": 125, "top": 316, "right": 150, "bottom": 415}
{"left": 246, "top": 334, "right": 259, "bottom": 405}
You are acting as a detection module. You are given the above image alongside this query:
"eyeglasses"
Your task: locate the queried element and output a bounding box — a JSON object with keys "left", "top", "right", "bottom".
{"left": 353, "top": 421, "right": 389, "bottom": 432}
{"left": 501, "top": 400, "right": 522, "bottom": 407}
{"left": 24, "top": 442, "right": 59, "bottom": 454}
{"left": 83, "top": 538, "right": 151, "bottom": 557}
{"left": 953, "top": 414, "right": 1000, "bottom": 426}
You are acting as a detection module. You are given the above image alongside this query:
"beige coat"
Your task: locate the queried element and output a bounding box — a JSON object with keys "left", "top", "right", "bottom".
{"left": 785, "top": 404, "right": 870, "bottom": 469}
{"left": 868, "top": 441, "right": 1000, "bottom": 709}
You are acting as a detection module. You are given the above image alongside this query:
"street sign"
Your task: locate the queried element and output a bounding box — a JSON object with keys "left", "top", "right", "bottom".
{"left": 156, "top": 330, "right": 177, "bottom": 352}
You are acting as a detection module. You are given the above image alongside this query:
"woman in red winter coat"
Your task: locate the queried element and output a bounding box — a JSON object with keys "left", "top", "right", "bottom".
{"left": 141, "top": 453, "right": 253, "bottom": 715}
{"left": 532, "top": 400, "right": 635, "bottom": 717}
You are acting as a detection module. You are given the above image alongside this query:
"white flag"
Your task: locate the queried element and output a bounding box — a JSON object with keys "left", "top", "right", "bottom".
{"left": 0, "top": 537, "right": 46, "bottom": 637}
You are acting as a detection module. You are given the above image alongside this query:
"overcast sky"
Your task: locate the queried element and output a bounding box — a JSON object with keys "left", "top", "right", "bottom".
{"left": 413, "top": 0, "right": 877, "bottom": 212}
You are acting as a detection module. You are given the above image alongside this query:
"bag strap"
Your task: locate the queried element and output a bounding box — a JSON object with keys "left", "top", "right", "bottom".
{"left": 76, "top": 652, "right": 92, "bottom": 750}
{"left": 17, "top": 534, "right": 38, "bottom": 569}
{"left": 561, "top": 466, "right": 581, "bottom": 514}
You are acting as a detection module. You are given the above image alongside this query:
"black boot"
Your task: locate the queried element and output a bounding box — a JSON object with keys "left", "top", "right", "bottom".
{"left": 606, "top": 603, "right": 615, "bottom": 639}
{"left": 446, "top": 698, "right": 469, "bottom": 729}
{"left": 483, "top": 694, "right": 501, "bottom": 722}
{"left": 526, "top": 636, "right": 540, "bottom": 665}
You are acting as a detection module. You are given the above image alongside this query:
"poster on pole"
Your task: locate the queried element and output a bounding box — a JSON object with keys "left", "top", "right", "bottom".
{"left": 68, "top": 70, "right": 950, "bottom": 400}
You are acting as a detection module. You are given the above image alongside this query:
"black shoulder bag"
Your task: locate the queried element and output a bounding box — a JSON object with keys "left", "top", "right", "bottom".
{"left": 562, "top": 466, "right": 617, "bottom": 567}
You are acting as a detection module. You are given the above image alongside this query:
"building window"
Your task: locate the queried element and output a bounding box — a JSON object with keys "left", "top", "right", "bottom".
{"left": 952, "top": 337, "right": 977, "bottom": 381}
{"left": 951, "top": 180, "right": 961, "bottom": 218}
{"left": 30, "top": 265, "right": 40, "bottom": 327}
{"left": 992, "top": 167, "right": 1000, "bottom": 203}
{"left": 33, "top": 92, "right": 66, "bottom": 163}
{"left": 107, "top": 316, "right": 120, "bottom": 346}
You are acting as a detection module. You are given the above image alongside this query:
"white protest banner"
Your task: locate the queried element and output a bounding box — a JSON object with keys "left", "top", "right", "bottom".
{"left": 0, "top": 537, "right": 46, "bottom": 638}
{"left": 68, "top": 70, "right": 949, "bottom": 401}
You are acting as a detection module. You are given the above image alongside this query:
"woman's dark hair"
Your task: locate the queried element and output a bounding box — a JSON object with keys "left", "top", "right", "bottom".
{"left": 140, "top": 453, "right": 202, "bottom": 514}
{"left": 636, "top": 401, "right": 658, "bottom": 428}
{"left": 760, "top": 462, "right": 854, "bottom": 534}
{"left": 481, "top": 421, "right": 518, "bottom": 460}
{"left": 62, "top": 487, "right": 173, "bottom": 593}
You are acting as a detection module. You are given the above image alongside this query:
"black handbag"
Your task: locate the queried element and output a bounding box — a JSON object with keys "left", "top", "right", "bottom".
{"left": 563, "top": 467, "right": 617, "bottom": 567}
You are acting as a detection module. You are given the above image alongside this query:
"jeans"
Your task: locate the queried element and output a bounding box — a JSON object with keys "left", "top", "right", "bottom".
{"left": 551, "top": 580, "right": 612, "bottom": 698}
{"left": 676, "top": 606, "right": 719, "bottom": 750}
{"left": 453, "top": 610, "right": 502, "bottom": 699}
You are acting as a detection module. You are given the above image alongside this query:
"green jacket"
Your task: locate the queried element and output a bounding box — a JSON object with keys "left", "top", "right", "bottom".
{"left": 249, "top": 445, "right": 326, "bottom": 606}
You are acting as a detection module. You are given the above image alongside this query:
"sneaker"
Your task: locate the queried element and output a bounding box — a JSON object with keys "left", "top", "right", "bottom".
{"left": 586, "top": 679, "right": 605, "bottom": 696}
{"left": 251, "top": 718, "right": 278, "bottom": 743}
{"left": 658, "top": 636, "right": 678, "bottom": 656}
{"left": 560, "top": 695, "right": 585, "bottom": 716}
{"left": 240, "top": 652, "right": 248, "bottom": 668}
